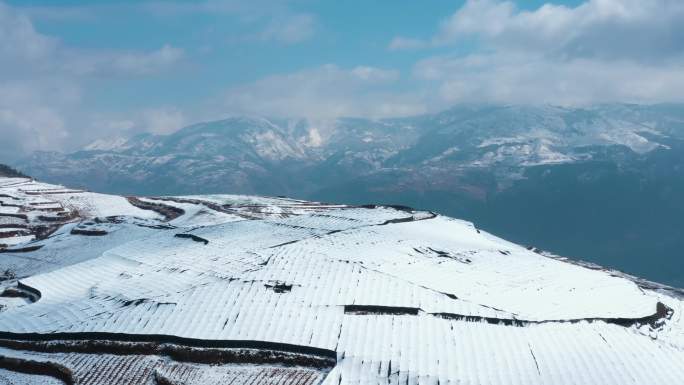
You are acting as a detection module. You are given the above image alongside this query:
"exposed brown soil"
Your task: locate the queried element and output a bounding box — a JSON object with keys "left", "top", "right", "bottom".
{"left": 344, "top": 305, "right": 421, "bottom": 316}
{"left": 174, "top": 233, "right": 209, "bottom": 245}
{"left": 0, "top": 213, "right": 28, "bottom": 220}
{"left": 0, "top": 282, "right": 41, "bottom": 303}
{"left": 0, "top": 356, "right": 74, "bottom": 385}
{"left": 344, "top": 301, "right": 674, "bottom": 330}
{"left": 0, "top": 229, "right": 29, "bottom": 238}
{"left": 0, "top": 333, "right": 337, "bottom": 368}
{"left": 70, "top": 228, "right": 108, "bottom": 236}
{"left": 126, "top": 197, "right": 185, "bottom": 221}
{"left": 0, "top": 244, "right": 43, "bottom": 253}
{"left": 37, "top": 212, "right": 78, "bottom": 222}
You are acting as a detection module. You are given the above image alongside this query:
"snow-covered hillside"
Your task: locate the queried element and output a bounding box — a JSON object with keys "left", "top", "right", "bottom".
{"left": 0, "top": 177, "right": 682, "bottom": 385}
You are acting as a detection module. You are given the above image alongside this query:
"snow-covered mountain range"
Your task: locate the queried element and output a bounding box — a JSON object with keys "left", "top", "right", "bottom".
{"left": 13, "top": 103, "right": 684, "bottom": 288}
{"left": 1, "top": 176, "right": 683, "bottom": 385}
{"left": 17, "top": 104, "right": 684, "bottom": 196}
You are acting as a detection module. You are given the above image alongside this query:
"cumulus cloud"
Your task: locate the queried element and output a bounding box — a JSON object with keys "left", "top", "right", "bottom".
{"left": 0, "top": 4, "right": 75, "bottom": 159}
{"left": 398, "top": 0, "right": 684, "bottom": 105}
{"left": 415, "top": 53, "right": 684, "bottom": 105}
{"left": 0, "top": 80, "right": 76, "bottom": 161}
{"left": 139, "top": 107, "right": 187, "bottom": 135}
{"left": 0, "top": 2, "right": 57, "bottom": 68}
{"left": 85, "top": 108, "right": 187, "bottom": 143}
{"left": 434, "top": 0, "right": 684, "bottom": 61}
{"left": 0, "top": 2, "right": 186, "bottom": 160}
{"left": 221, "top": 65, "right": 424, "bottom": 119}
{"left": 0, "top": 3, "right": 184, "bottom": 78}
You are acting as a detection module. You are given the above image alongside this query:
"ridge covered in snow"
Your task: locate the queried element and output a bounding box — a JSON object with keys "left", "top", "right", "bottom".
{"left": 0, "top": 177, "right": 682, "bottom": 384}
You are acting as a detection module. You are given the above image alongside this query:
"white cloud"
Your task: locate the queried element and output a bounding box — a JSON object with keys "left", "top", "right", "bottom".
{"left": 140, "top": 107, "right": 187, "bottom": 135}
{"left": 350, "top": 66, "right": 400, "bottom": 82}
{"left": 104, "top": 119, "right": 136, "bottom": 132}
{"left": 415, "top": 53, "right": 684, "bottom": 106}
{"left": 260, "top": 13, "right": 315, "bottom": 44}
{"left": 110, "top": 44, "right": 184, "bottom": 75}
{"left": 0, "top": 0, "right": 319, "bottom": 160}
{"left": 434, "top": 0, "right": 516, "bottom": 44}
{"left": 402, "top": 0, "right": 684, "bottom": 106}
{"left": 0, "top": 80, "right": 75, "bottom": 160}
{"left": 387, "top": 37, "right": 427, "bottom": 51}
{"left": 434, "top": 0, "right": 684, "bottom": 61}
{"left": 221, "top": 65, "right": 424, "bottom": 119}
{"left": 0, "top": 2, "right": 187, "bottom": 159}
{"left": 84, "top": 108, "right": 187, "bottom": 145}
{"left": 4, "top": 0, "right": 684, "bottom": 160}
{"left": 67, "top": 44, "right": 185, "bottom": 77}
{"left": 0, "top": 3, "right": 184, "bottom": 78}
{"left": 0, "top": 2, "right": 56, "bottom": 66}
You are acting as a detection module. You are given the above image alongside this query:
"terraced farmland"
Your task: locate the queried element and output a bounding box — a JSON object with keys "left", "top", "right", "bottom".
{"left": 0, "top": 177, "right": 683, "bottom": 385}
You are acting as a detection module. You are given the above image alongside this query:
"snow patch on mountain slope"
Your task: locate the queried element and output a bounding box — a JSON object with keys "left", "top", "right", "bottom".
{"left": 472, "top": 139, "right": 575, "bottom": 167}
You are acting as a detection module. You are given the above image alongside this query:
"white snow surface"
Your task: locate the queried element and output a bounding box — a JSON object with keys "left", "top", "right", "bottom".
{"left": 47, "top": 192, "right": 160, "bottom": 219}
{"left": 0, "top": 177, "right": 683, "bottom": 385}
{"left": 0, "top": 368, "right": 63, "bottom": 385}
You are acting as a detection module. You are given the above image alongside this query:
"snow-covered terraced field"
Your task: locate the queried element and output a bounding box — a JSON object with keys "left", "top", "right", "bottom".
{"left": 0, "top": 177, "right": 682, "bottom": 385}
{"left": 0, "top": 342, "right": 334, "bottom": 385}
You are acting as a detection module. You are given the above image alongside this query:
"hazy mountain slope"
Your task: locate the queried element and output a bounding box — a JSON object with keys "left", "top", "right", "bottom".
{"left": 1, "top": 177, "right": 683, "bottom": 385}
{"left": 19, "top": 104, "right": 681, "bottom": 195}
{"left": 14, "top": 104, "right": 684, "bottom": 286}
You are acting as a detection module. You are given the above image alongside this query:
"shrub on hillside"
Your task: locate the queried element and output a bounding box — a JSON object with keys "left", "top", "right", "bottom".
{"left": 0, "top": 164, "right": 28, "bottom": 178}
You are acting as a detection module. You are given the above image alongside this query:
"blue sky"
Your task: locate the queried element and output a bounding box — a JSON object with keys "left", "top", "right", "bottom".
{"left": 1, "top": 0, "right": 683, "bottom": 159}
